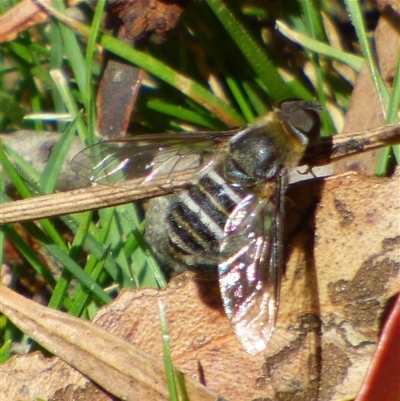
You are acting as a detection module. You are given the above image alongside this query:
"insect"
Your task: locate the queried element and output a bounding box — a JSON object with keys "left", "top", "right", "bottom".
{"left": 71, "top": 99, "right": 322, "bottom": 355}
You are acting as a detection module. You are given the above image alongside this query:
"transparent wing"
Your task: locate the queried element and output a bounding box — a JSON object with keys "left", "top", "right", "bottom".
{"left": 218, "top": 180, "right": 284, "bottom": 355}
{"left": 71, "top": 131, "right": 237, "bottom": 187}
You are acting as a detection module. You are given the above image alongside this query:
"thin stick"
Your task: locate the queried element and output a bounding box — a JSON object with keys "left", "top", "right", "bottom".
{"left": 0, "top": 170, "right": 196, "bottom": 224}
{"left": 1, "top": 123, "right": 399, "bottom": 225}
{"left": 303, "top": 122, "right": 400, "bottom": 165}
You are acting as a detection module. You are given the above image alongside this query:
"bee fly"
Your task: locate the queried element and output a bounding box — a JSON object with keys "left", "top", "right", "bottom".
{"left": 71, "top": 99, "right": 321, "bottom": 355}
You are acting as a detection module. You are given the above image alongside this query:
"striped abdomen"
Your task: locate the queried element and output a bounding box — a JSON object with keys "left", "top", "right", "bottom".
{"left": 164, "top": 168, "right": 246, "bottom": 272}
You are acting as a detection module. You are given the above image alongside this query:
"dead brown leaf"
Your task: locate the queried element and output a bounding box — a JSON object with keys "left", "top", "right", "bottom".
{"left": 91, "top": 171, "right": 400, "bottom": 401}
{"left": 2, "top": 170, "right": 397, "bottom": 401}
{"left": 0, "top": 352, "right": 101, "bottom": 400}
{"left": 0, "top": 284, "right": 222, "bottom": 401}
{"left": 0, "top": 0, "right": 82, "bottom": 43}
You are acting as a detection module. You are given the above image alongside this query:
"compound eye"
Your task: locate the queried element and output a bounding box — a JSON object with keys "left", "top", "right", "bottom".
{"left": 289, "top": 108, "right": 320, "bottom": 135}
{"left": 280, "top": 99, "right": 322, "bottom": 141}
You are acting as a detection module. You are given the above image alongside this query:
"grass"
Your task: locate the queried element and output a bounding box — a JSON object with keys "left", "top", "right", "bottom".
{"left": 0, "top": 0, "right": 399, "bottom": 398}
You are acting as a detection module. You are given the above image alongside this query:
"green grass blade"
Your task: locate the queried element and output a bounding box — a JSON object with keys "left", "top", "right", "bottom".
{"left": 39, "top": 117, "right": 80, "bottom": 193}
{"left": 50, "top": 69, "right": 88, "bottom": 141}
{"left": 100, "top": 34, "right": 245, "bottom": 126}
{"left": 375, "top": 52, "right": 400, "bottom": 175}
{"left": 48, "top": 211, "right": 93, "bottom": 310}
{"left": 50, "top": 0, "right": 87, "bottom": 103}
{"left": 69, "top": 253, "right": 108, "bottom": 317}
{"left": 0, "top": 340, "right": 12, "bottom": 364}
{"left": 41, "top": 239, "right": 112, "bottom": 305}
{"left": 159, "top": 300, "right": 179, "bottom": 401}
{"left": 85, "top": 0, "right": 107, "bottom": 142}
{"left": 145, "top": 100, "right": 220, "bottom": 129}
{"left": 205, "top": 0, "right": 291, "bottom": 102}
{"left": 0, "top": 143, "right": 34, "bottom": 199}
{"left": 300, "top": 0, "right": 334, "bottom": 136}
{"left": 33, "top": 0, "right": 245, "bottom": 127}
{"left": 2, "top": 224, "right": 57, "bottom": 287}
{"left": 175, "top": 370, "right": 190, "bottom": 401}
{"left": 62, "top": 215, "right": 135, "bottom": 288}
{"left": 276, "top": 21, "right": 364, "bottom": 72}
{"left": 344, "top": 0, "right": 388, "bottom": 109}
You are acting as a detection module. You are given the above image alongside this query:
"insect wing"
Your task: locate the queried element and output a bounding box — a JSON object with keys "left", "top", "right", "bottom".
{"left": 71, "top": 131, "right": 236, "bottom": 187}
{"left": 218, "top": 184, "right": 283, "bottom": 355}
